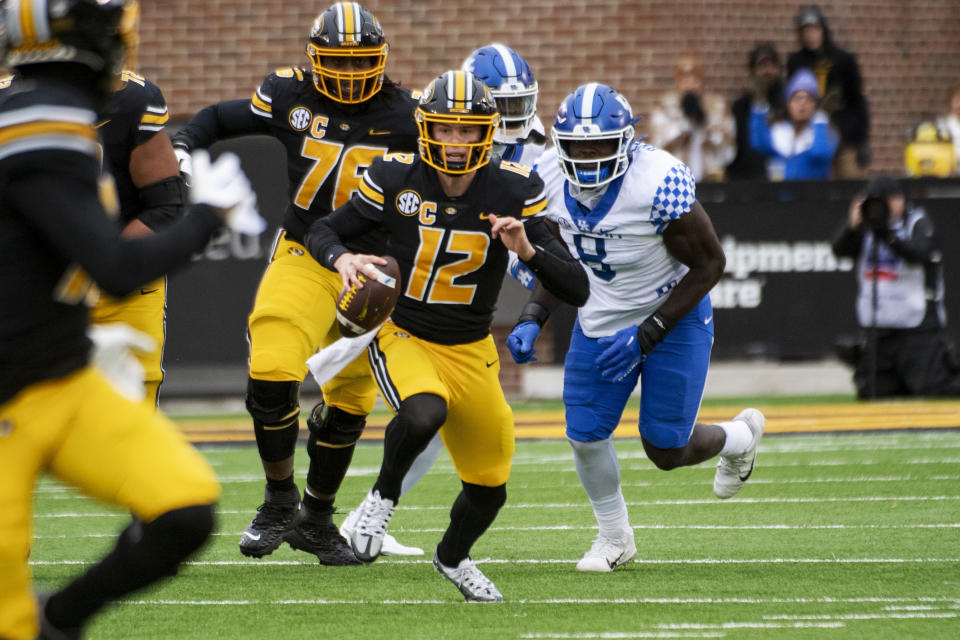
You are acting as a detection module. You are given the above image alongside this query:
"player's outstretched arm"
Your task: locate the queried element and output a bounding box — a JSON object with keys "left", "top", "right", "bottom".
{"left": 498, "top": 215, "right": 590, "bottom": 307}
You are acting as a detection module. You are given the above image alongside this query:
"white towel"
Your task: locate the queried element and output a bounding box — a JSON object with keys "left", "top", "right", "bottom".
{"left": 306, "top": 325, "right": 381, "bottom": 387}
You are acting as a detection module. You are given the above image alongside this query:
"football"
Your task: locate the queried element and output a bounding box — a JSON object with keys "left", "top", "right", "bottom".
{"left": 336, "top": 255, "right": 401, "bottom": 337}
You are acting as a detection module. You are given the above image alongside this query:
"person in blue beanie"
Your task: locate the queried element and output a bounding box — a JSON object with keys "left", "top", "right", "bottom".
{"left": 749, "top": 68, "right": 838, "bottom": 180}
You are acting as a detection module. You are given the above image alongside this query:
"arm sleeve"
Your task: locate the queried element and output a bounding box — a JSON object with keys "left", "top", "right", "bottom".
{"left": 651, "top": 163, "right": 697, "bottom": 233}
{"left": 522, "top": 216, "right": 589, "bottom": 307}
{"left": 304, "top": 199, "right": 382, "bottom": 270}
{"left": 171, "top": 99, "right": 267, "bottom": 150}
{"left": 136, "top": 176, "right": 187, "bottom": 230}
{"left": 7, "top": 156, "right": 221, "bottom": 297}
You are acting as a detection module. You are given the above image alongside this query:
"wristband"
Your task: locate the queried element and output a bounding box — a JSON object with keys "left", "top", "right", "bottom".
{"left": 517, "top": 301, "right": 551, "bottom": 328}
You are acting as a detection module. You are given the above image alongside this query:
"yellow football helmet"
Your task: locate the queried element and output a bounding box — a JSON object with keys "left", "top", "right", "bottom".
{"left": 416, "top": 70, "right": 500, "bottom": 175}
{"left": 305, "top": 2, "right": 388, "bottom": 104}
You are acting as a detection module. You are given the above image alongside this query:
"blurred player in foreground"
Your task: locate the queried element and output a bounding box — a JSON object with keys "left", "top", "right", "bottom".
{"left": 0, "top": 1, "right": 263, "bottom": 637}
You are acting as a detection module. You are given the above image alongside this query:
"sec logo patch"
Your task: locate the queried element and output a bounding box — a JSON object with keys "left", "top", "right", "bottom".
{"left": 396, "top": 190, "right": 421, "bottom": 216}
{"left": 288, "top": 107, "right": 312, "bottom": 131}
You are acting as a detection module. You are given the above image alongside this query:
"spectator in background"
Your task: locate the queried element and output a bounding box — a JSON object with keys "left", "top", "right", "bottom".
{"left": 749, "top": 68, "right": 837, "bottom": 180}
{"left": 904, "top": 120, "right": 956, "bottom": 178}
{"left": 727, "top": 42, "right": 785, "bottom": 181}
{"left": 648, "top": 54, "right": 734, "bottom": 182}
{"left": 787, "top": 4, "right": 870, "bottom": 178}
{"left": 936, "top": 85, "right": 960, "bottom": 174}
{"left": 831, "top": 176, "right": 960, "bottom": 399}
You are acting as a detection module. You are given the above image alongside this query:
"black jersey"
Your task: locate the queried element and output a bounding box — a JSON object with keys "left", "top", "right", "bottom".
{"left": 176, "top": 67, "right": 420, "bottom": 248}
{"left": 315, "top": 155, "right": 549, "bottom": 344}
{"left": 0, "top": 76, "right": 221, "bottom": 406}
{"left": 98, "top": 71, "right": 171, "bottom": 227}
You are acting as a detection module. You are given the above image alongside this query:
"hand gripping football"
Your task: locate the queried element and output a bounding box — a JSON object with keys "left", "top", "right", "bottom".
{"left": 336, "top": 256, "right": 401, "bottom": 337}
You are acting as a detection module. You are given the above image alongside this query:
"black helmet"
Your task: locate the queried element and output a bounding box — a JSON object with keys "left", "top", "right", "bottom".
{"left": 416, "top": 70, "right": 499, "bottom": 174}
{"left": 3, "top": 0, "right": 133, "bottom": 75}
{"left": 306, "top": 2, "right": 388, "bottom": 104}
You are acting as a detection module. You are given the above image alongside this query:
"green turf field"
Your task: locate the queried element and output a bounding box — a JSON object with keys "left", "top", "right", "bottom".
{"left": 30, "top": 421, "right": 960, "bottom": 639}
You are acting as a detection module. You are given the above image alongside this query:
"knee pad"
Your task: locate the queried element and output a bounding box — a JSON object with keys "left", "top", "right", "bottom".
{"left": 306, "top": 399, "right": 366, "bottom": 447}
{"left": 246, "top": 378, "right": 301, "bottom": 461}
{"left": 462, "top": 481, "right": 507, "bottom": 515}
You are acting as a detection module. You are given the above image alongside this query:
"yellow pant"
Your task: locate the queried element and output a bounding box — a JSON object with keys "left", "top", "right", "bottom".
{"left": 89, "top": 276, "right": 167, "bottom": 407}
{"left": 248, "top": 233, "right": 378, "bottom": 414}
{"left": 0, "top": 367, "right": 220, "bottom": 640}
{"left": 371, "top": 321, "right": 514, "bottom": 486}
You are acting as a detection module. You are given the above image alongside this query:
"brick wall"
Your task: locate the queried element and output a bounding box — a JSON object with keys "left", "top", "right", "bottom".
{"left": 143, "top": 0, "right": 960, "bottom": 176}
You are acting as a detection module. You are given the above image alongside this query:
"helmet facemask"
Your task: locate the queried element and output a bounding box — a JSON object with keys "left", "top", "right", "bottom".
{"left": 552, "top": 125, "right": 634, "bottom": 189}
{"left": 491, "top": 83, "right": 538, "bottom": 146}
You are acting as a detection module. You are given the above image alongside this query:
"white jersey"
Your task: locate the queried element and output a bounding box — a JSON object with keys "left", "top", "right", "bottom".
{"left": 535, "top": 142, "right": 695, "bottom": 338}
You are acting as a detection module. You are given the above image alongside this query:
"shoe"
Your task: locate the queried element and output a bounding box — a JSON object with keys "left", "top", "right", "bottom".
{"left": 433, "top": 551, "right": 504, "bottom": 602}
{"left": 238, "top": 484, "right": 302, "bottom": 558}
{"left": 36, "top": 593, "right": 81, "bottom": 640}
{"left": 348, "top": 490, "right": 395, "bottom": 563}
{"left": 713, "top": 408, "right": 766, "bottom": 499}
{"left": 575, "top": 528, "right": 637, "bottom": 572}
{"left": 284, "top": 510, "right": 362, "bottom": 566}
{"left": 341, "top": 507, "right": 424, "bottom": 556}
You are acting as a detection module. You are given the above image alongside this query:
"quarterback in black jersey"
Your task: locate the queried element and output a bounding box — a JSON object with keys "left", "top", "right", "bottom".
{"left": 173, "top": 2, "right": 422, "bottom": 565}
{"left": 305, "top": 70, "right": 589, "bottom": 602}
{"left": 0, "top": 1, "right": 259, "bottom": 638}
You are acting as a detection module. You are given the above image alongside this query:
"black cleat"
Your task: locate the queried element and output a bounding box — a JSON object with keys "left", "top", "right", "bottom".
{"left": 239, "top": 485, "right": 302, "bottom": 558}
{"left": 284, "top": 508, "right": 362, "bottom": 566}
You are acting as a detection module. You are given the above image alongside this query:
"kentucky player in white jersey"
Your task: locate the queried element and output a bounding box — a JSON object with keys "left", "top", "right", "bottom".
{"left": 507, "top": 83, "right": 766, "bottom": 572}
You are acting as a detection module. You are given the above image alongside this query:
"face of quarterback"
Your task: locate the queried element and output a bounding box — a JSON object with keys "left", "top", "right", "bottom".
{"left": 322, "top": 55, "right": 378, "bottom": 101}
{"left": 431, "top": 123, "right": 483, "bottom": 167}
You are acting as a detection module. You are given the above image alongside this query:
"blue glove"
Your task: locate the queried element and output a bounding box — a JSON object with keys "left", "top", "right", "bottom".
{"left": 508, "top": 253, "right": 537, "bottom": 290}
{"left": 596, "top": 326, "right": 643, "bottom": 382}
{"left": 506, "top": 321, "right": 540, "bottom": 364}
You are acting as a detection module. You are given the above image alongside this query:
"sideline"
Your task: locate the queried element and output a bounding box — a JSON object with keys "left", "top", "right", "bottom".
{"left": 174, "top": 400, "right": 960, "bottom": 444}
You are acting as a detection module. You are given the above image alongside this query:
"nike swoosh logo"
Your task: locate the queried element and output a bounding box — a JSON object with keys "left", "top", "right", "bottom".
{"left": 241, "top": 531, "right": 261, "bottom": 541}
{"left": 140, "top": 288, "right": 158, "bottom": 295}
{"left": 485, "top": 360, "right": 497, "bottom": 368}
{"left": 368, "top": 128, "right": 391, "bottom": 136}
{"left": 739, "top": 461, "right": 755, "bottom": 482}
{"left": 478, "top": 213, "right": 491, "bottom": 220}
{"left": 703, "top": 316, "right": 713, "bottom": 325}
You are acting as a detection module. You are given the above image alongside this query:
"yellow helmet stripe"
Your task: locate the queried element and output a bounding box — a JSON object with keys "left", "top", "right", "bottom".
{"left": 339, "top": 2, "right": 360, "bottom": 43}
{"left": 19, "top": 0, "right": 36, "bottom": 45}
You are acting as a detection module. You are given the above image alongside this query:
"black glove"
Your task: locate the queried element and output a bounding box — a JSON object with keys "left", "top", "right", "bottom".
{"left": 681, "top": 92, "right": 706, "bottom": 126}
{"left": 637, "top": 311, "right": 673, "bottom": 356}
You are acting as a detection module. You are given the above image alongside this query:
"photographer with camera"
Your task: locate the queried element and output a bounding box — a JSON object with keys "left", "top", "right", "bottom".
{"left": 832, "top": 175, "right": 960, "bottom": 399}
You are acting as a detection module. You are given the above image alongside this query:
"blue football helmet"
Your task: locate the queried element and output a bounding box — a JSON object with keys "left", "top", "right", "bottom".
{"left": 462, "top": 43, "right": 538, "bottom": 146}
{"left": 551, "top": 83, "right": 638, "bottom": 188}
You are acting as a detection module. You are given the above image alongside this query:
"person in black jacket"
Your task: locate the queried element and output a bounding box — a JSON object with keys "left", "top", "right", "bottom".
{"left": 787, "top": 4, "right": 870, "bottom": 178}
{"left": 832, "top": 176, "right": 960, "bottom": 398}
{"left": 727, "top": 42, "right": 785, "bottom": 181}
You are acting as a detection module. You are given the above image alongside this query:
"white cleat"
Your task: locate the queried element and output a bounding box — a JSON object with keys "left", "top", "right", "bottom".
{"left": 433, "top": 551, "right": 504, "bottom": 602}
{"left": 576, "top": 527, "right": 637, "bottom": 572}
{"left": 340, "top": 506, "right": 423, "bottom": 556}
{"left": 348, "top": 490, "right": 395, "bottom": 563}
{"left": 714, "top": 408, "right": 766, "bottom": 499}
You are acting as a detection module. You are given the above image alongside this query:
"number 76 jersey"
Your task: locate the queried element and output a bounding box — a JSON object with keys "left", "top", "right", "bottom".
{"left": 534, "top": 143, "right": 696, "bottom": 338}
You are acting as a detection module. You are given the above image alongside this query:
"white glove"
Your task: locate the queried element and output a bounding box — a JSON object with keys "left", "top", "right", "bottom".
{"left": 173, "top": 146, "right": 193, "bottom": 186}
{"left": 189, "top": 150, "right": 267, "bottom": 235}
{"left": 87, "top": 323, "right": 156, "bottom": 401}
{"left": 306, "top": 326, "right": 381, "bottom": 387}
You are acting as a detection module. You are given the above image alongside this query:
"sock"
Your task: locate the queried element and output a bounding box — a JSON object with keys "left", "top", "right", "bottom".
{"left": 590, "top": 489, "right": 631, "bottom": 538}
{"left": 302, "top": 487, "right": 334, "bottom": 516}
{"left": 266, "top": 473, "right": 296, "bottom": 493}
{"left": 718, "top": 419, "right": 754, "bottom": 456}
